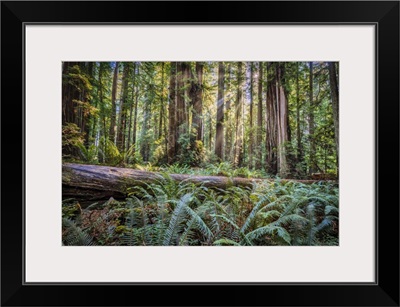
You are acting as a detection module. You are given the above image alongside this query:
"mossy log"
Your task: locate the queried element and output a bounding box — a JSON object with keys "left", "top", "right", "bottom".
{"left": 62, "top": 163, "right": 337, "bottom": 201}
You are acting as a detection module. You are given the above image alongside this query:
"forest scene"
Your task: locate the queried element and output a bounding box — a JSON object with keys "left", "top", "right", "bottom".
{"left": 62, "top": 61, "right": 339, "bottom": 246}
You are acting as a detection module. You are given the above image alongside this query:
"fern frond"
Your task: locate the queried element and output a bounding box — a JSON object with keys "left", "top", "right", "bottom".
{"left": 213, "top": 238, "right": 240, "bottom": 246}
{"left": 245, "top": 225, "right": 291, "bottom": 245}
{"left": 258, "top": 210, "right": 281, "bottom": 222}
{"left": 210, "top": 214, "right": 239, "bottom": 230}
{"left": 121, "top": 228, "right": 142, "bottom": 246}
{"left": 62, "top": 218, "right": 94, "bottom": 246}
{"left": 179, "top": 217, "right": 196, "bottom": 246}
{"left": 324, "top": 205, "right": 339, "bottom": 216}
{"left": 240, "top": 194, "right": 272, "bottom": 234}
{"left": 315, "top": 215, "right": 338, "bottom": 232}
{"left": 307, "top": 196, "right": 333, "bottom": 206}
{"left": 306, "top": 203, "right": 317, "bottom": 245}
{"left": 163, "top": 193, "right": 192, "bottom": 246}
{"left": 273, "top": 214, "right": 309, "bottom": 227}
{"left": 183, "top": 206, "right": 213, "bottom": 242}
{"left": 262, "top": 200, "right": 286, "bottom": 212}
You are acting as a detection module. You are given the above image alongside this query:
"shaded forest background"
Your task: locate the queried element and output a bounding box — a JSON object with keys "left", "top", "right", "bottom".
{"left": 62, "top": 61, "right": 339, "bottom": 179}
{"left": 62, "top": 61, "right": 340, "bottom": 246}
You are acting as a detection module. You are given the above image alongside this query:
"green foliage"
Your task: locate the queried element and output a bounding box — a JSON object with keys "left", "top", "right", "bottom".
{"left": 80, "top": 207, "right": 122, "bottom": 245}
{"left": 133, "top": 162, "right": 160, "bottom": 172}
{"left": 152, "top": 143, "right": 167, "bottom": 165}
{"left": 97, "top": 138, "right": 138, "bottom": 166}
{"left": 204, "top": 161, "right": 234, "bottom": 176}
{"left": 64, "top": 64, "right": 93, "bottom": 96}
{"left": 161, "top": 164, "right": 192, "bottom": 175}
{"left": 98, "top": 137, "right": 120, "bottom": 165}
{"left": 77, "top": 143, "right": 99, "bottom": 163}
{"left": 163, "top": 193, "right": 193, "bottom": 245}
{"left": 62, "top": 179, "right": 338, "bottom": 246}
{"left": 159, "top": 162, "right": 271, "bottom": 179}
{"left": 62, "top": 201, "right": 82, "bottom": 219}
{"left": 62, "top": 123, "right": 84, "bottom": 158}
{"left": 62, "top": 218, "right": 94, "bottom": 246}
{"left": 176, "top": 126, "right": 205, "bottom": 166}
{"left": 232, "top": 167, "right": 262, "bottom": 178}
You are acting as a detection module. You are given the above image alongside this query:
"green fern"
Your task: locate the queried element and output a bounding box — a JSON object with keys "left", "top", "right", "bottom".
{"left": 76, "top": 143, "right": 99, "bottom": 163}
{"left": 244, "top": 225, "right": 291, "bottom": 245}
{"left": 213, "top": 238, "right": 240, "bottom": 246}
{"left": 163, "top": 193, "right": 193, "bottom": 246}
{"left": 178, "top": 217, "right": 196, "bottom": 246}
{"left": 62, "top": 218, "right": 94, "bottom": 246}
{"left": 64, "top": 176, "right": 338, "bottom": 246}
{"left": 240, "top": 193, "right": 273, "bottom": 234}
{"left": 183, "top": 205, "right": 213, "bottom": 243}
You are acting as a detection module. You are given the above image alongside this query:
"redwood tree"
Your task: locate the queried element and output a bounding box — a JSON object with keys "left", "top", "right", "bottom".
{"left": 248, "top": 62, "right": 254, "bottom": 168}
{"left": 215, "top": 62, "right": 225, "bottom": 160}
{"left": 168, "top": 62, "right": 177, "bottom": 163}
{"left": 328, "top": 62, "right": 339, "bottom": 157}
{"left": 190, "top": 62, "right": 204, "bottom": 141}
{"left": 308, "top": 62, "right": 317, "bottom": 174}
{"left": 275, "top": 63, "right": 289, "bottom": 177}
{"left": 116, "top": 62, "right": 130, "bottom": 152}
{"left": 234, "top": 62, "right": 244, "bottom": 166}
{"left": 109, "top": 62, "right": 119, "bottom": 144}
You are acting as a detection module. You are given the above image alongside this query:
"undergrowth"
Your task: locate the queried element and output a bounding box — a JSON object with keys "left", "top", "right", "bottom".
{"left": 62, "top": 179, "right": 338, "bottom": 246}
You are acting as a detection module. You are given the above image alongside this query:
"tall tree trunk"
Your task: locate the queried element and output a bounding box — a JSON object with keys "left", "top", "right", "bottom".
{"left": 276, "top": 63, "right": 289, "bottom": 177}
{"left": 224, "top": 63, "right": 233, "bottom": 162}
{"left": 241, "top": 80, "right": 246, "bottom": 166}
{"left": 208, "top": 112, "right": 213, "bottom": 151}
{"left": 62, "top": 62, "right": 80, "bottom": 126}
{"left": 256, "top": 62, "right": 263, "bottom": 169}
{"left": 158, "top": 62, "right": 165, "bottom": 140}
{"left": 116, "top": 63, "right": 130, "bottom": 152}
{"left": 265, "top": 63, "right": 278, "bottom": 174}
{"left": 62, "top": 62, "right": 89, "bottom": 158}
{"left": 90, "top": 63, "right": 99, "bottom": 146}
{"left": 215, "top": 62, "right": 225, "bottom": 160}
{"left": 127, "top": 62, "right": 137, "bottom": 151}
{"left": 168, "top": 62, "right": 177, "bottom": 163}
{"left": 234, "top": 62, "right": 244, "bottom": 166}
{"left": 109, "top": 62, "right": 119, "bottom": 144}
{"left": 84, "top": 62, "right": 94, "bottom": 148}
{"left": 328, "top": 62, "right": 339, "bottom": 165}
{"left": 296, "top": 62, "right": 303, "bottom": 166}
{"left": 191, "top": 62, "right": 204, "bottom": 141}
{"left": 182, "top": 62, "right": 190, "bottom": 135}
{"left": 308, "top": 62, "right": 317, "bottom": 174}
{"left": 248, "top": 62, "right": 254, "bottom": 169}
{"left": 176, "top": 62, "right": 186, "bottom": 155}
{"left": 131, "top": 65, "right": 140, "bottom": 157}
{"left": 97, "top": 63, "right": 107, "bottom": 163}
{"left": 140, "top": 82, "right": 153, "bottom": 162}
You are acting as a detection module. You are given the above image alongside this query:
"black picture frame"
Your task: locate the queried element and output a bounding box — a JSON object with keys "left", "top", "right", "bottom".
{"left": 1, "top": 1, "right": 399, "bottom": 306}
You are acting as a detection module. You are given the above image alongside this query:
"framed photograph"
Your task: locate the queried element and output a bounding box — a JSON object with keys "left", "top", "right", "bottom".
{"left": 2, "top": 1, "right": 399, "bottom": 306}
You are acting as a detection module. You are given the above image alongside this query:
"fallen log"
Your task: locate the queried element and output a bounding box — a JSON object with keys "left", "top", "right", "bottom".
{"left": 62, "top": 163, "right": 337, "bottom": 202}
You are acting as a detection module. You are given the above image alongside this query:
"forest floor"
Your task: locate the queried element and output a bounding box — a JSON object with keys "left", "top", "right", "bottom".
{"left": 62, "top": 162, "right": 339, "bottom": 247}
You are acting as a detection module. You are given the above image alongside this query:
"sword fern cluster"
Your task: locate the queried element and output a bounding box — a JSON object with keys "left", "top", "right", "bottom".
{"left": 62, "top": 175, "right": 338, "bottom": 246}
